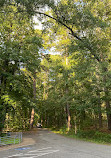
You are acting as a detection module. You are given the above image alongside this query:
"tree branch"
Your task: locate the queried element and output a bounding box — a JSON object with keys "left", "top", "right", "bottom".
{"left": 35, "top": 11, "right": 100, "bottom": 62}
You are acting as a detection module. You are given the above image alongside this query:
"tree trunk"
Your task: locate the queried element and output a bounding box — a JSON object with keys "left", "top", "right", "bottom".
{"left": 66, "top": 102, "right": 71, "bottom": 131}
{"left": 30, "top": 108, "right": 35, "bottom": 129}
{"left": 30, "top": 73, "right": 36, "bottom": 129}
{"left": 94, "top": 112, "right": 98, "bottom": 130}
{"left": 102, "top": 66, "right": 111, "bottom": 130}
{"left": 98, "top": 93, "right": 102, "bottom": 128}
{"left": 74, "top": 114, "right": 77, "bottom": 134}
{"left": 98, "top": 104, "right": 103, "bottom": 129}
{"left": 106, "top": 100, "right": 111, "bottom": 130}
{"left": 65, "top": 55, "right": 71, "bottom": 131}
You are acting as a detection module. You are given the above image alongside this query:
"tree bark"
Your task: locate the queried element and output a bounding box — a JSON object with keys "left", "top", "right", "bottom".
{"left": 30, "top": 108, "right": 35, "bottom": 129}
{"left": 66, "top": 102, "right": 71, "bottom": 131}
{"left": 105, "top": 88, "right": 111, "bottom": 130}
{"left": 98, "top": 93, "right": 102, "bottom": 128}
{"left": 30, "top": 73, "right": 36, "bottom": 129}
{"left": 106, "top": 101, "right": 111, "bottom": 130}
{"left": 74, "top": 114, "right": 77, "bottom": 134}
{"left": 103, "top": 66, "right": 111, "bottom": 130}
{"left": 98, "top": 104, "right": 103, "bottom": 129}
{"left": 65, "top": 55, "right": 71, "bottom": 131}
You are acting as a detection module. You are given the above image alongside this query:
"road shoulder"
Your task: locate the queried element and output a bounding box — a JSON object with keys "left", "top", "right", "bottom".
{"left": 0, "top": 129, "right": 37, "bottom": 151}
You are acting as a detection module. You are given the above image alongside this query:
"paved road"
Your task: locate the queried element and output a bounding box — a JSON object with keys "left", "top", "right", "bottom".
{"left": 1, "top": 129, "right": 111, "bottom": 158}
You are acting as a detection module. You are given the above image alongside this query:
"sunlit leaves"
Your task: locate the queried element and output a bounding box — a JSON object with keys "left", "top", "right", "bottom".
{"left": 0, "top": 2, "right": 43, "bottom": 131}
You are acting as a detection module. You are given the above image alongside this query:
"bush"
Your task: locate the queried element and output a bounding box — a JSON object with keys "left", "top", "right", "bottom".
{"left": 77, "top": 130, "right": 96, "bottom": 138}
{"left": 94, "top": 131, "right": 111, "bottom": 143}
{"left": 52, "top": 127, "right": 111, "bottom": 144}
{"left": 75, "top": 130, "right": 111, "bottom": 143}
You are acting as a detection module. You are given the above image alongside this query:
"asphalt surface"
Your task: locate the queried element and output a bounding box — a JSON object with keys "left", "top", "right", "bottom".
{"left": 0, "top": 129, "right": 111, "bottom": 158}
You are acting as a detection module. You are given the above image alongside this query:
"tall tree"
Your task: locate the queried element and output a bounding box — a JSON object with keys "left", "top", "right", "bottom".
{"left": 0, "top": 3, "right": 42, "bottom": 131}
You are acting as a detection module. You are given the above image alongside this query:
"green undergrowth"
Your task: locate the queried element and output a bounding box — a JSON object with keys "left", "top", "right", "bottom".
{"left": 51, "top": 127, "right": 111, "bottom": 144}
{"left": 0, "top": 133, "right": 7, "bottom": 137}
{"left": 0, "top": 133, "right": 21, "bottom": 145}
{"left": 1, "top": 138, "right": 20, "bottom": 145}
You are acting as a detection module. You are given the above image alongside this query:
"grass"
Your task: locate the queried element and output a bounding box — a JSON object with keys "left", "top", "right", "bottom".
{"left": 0, "top": 136, "right": 21, "bottom": 145}
{"left": 51, "top": 127, "right": 111, "bottom": 145}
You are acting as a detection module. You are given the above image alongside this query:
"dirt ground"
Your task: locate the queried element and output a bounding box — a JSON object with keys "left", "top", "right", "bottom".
{"left": 0, "top": 128, "right": 38, "bottom": 151}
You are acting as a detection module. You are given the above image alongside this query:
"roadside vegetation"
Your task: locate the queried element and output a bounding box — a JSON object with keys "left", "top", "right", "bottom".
{"left": 51, "top": 127, "right": 111, "bottom": 144}
{"left": 1, "top": 0, "right": 111, "bottom": 144}
{"left": 1, "top": 137, "right": 20, "bottom": 145}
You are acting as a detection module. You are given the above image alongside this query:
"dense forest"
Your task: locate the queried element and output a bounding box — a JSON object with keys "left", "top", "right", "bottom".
{"left": 0, "top": 0, "right": 111, "bottom": 137}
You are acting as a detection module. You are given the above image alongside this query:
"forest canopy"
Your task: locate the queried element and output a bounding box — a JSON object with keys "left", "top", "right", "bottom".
{"left": 0, "top": 0, "right": 111, "bottom": 134}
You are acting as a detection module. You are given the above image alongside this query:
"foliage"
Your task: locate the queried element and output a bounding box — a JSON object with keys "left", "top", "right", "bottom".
{"left": 0, "top": 2, "right": 42, "bottom": 132}
{"left": 1, "top": 0, "right": 111, "bottom": 137}
{"left": 52, "top": 128, "right": 111, "bottom": 144}
{"left": 36, "top": 0, "right": 111, "bottom": 131}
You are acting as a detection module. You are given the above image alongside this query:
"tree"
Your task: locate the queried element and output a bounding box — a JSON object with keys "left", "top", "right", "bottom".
{"left": 1, "top": 0, "right": 111, "bottom": 132}
{"left": 0, "top": 3, "right": 42, "bottom": 132}
{"left": 36, "top": 0, "right": 111, "bottom": 130}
